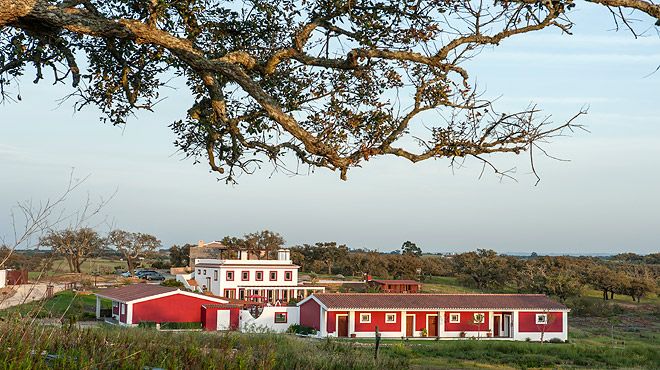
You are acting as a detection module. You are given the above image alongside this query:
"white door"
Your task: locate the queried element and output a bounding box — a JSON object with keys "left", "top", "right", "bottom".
{"left": 217, "top": 310, "right": 231, "bottom": 330}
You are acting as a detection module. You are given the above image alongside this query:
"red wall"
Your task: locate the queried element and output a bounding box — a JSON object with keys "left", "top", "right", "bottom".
{"left": 518, "top": 312, "right": 563, "bottom": 333}
{"left": 412, "top": 311, "right": 436, "bottom": 331}
{"left": 299, "top": 299, "right": 321, "bottom": 330}
{"left": 354, "top": 311, "right": 402, "bottom": 332}
{"left": 444, "top": 311, "right": 490, "bottom": 332}
{"left": 131, "top": 293, "right": 222, "bottom": 324}
{"left": 202, "top": 306, "right": 240, "bottom": 331}
{"left": 327, "top": 311, "right": 348, "bottom": 333}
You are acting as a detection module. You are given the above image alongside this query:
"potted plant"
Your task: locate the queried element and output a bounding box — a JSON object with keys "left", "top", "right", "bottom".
{"left": 350, "top": 333, "right": 357, "bottom": 338}
{"left": 459, "top": 331, "right": 466, "bottom": 338}
{"left": 421, "top": 328, "right": 428, "bottom": 337}
{"left": 486, "top": 330, "right": 492, "bottom": 338}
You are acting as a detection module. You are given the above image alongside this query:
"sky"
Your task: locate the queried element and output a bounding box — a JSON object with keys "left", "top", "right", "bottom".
{"left": 1, "top": 5, "right": 659, "bottom": 255}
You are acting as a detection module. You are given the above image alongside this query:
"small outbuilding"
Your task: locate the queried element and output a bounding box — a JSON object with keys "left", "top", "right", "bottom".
{"left": 95, "top": 284, "right": 228, "bottom": 326}
{"left": 368, "top": 279, "right": 422, "bottom": 293}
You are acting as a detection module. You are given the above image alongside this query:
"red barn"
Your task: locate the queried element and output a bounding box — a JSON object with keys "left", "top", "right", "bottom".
{"left": 298, "top": 293, "right": 569, "bottom": 342}
{"left": 95, "top": 284, "right": 228, "bottom": 326}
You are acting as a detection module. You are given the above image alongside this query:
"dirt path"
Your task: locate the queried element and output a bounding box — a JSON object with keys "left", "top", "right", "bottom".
{"left": 0, "top": 283, "right": 66, "bottom": 310}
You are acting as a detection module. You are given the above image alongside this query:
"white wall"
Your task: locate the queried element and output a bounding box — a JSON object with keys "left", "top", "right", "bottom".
{"left": 195, "top": 265, "right": 299, "bottom": 296}
{"left": 0, "top": 270, "right": 6, "bottom": 288}
{"left": 240, "top": 306, "right": 299, "bottom": 333}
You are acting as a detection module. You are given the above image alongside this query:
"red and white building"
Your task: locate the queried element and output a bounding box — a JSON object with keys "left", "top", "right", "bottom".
{"left": 298, "top": 293, "right": 569, "bottom": 341}
{"left": 95, "top": 284, "right": 229, "bottom": 326}
{"left": 190, "top": 248, "right": 324, "bottom": 303}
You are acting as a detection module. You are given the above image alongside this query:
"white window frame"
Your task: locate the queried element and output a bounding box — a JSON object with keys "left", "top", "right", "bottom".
{"left": 359, "top": 313, "right": 371, "bottom": 323}
{"left": 449, "top": 313, "right": 460, "bottom": 323}
{"left": 473, "top": 313, "right": 485, "bottom": 324}
{"left": 120, "top": 304, "right": 125, "bottom": 315}
{"left": 536, "top": 313, "right": 548, "bottom": 325}
{"left": 385, "top": 313, "right": 397, "bottom": 324}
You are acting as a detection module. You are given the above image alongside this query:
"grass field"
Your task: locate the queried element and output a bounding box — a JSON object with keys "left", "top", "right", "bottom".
{"left": 0, "top": 290, "right": 110, "bottom": 320}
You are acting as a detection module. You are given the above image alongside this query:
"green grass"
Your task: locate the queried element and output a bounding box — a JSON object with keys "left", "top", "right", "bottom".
{"left": 0, "top": 321, "right": 407, "bottom": 369}
{"left": 421, "top": 276, "right": 480, "bottom": 293}
{"left": 0, "top": 290, "right": 110, "bottom": 320}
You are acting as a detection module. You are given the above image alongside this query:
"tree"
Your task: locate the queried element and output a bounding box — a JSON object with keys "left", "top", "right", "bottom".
{"left": 243, "top": 230, "right": 285, "bottom": 259}
{"left": 401, "top": 241, "right": 422, "bottom": 257}
{"left": 2, "top": 1, "right": 658, "bottom": 182}
{"left": 169, "top": 243, "right": 193, "bottom": 267}
{"left": 625, "top": 276, "right": 656, "bottom": 302}
{"left": 108, "top": 230, "right": 161, "bottom": 276}
{"left": 39, "top": 228, "right": 105, "bottom": 273}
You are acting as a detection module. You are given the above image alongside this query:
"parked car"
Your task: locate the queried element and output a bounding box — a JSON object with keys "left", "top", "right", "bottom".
{"left": 120, "top": 271, "right": 132, "bottom": 278}
{"left": 142, "top": 272, "right": 165, "bottom": 281}
{"left": 135, "top": 270, "right": 156, "bottom": 278}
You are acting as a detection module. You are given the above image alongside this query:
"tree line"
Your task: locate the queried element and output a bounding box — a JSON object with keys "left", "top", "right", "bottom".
{"left": 1, "top": 228, "right": 163, "bottom": 276}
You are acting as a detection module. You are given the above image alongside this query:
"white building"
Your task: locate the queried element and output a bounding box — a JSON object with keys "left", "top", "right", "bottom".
{"left": 192, "top": 248, "right": 324, "bottom": 303}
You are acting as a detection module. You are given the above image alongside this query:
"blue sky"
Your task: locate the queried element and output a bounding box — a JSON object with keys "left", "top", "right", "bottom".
{"left": 1, "top": 6, "right": 659, "bottom": 254}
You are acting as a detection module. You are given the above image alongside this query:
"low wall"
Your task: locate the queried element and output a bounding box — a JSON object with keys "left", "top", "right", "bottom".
{"left": 240, "top": 306, "right": 299, "bottom": 333}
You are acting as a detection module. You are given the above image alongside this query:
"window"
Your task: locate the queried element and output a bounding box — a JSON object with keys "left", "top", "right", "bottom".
{"left": 536, "top": 314, "right": 548, "bottom": 325}
{"left": 284, "top": 271, "right": 292, "bottom": 281}
{"left": 203, "top": 269, "right": 207, "bottom": 275}
{"left": 242, "top": 271, "right": 250, "bottom": 281}
{"left": 359, "top": 313, "right": 371, "bottom": 323}
{"left": 120, "top": 304, "right": 125, "bottom": 315}
{"left": 256, "top": 271, "right": 263, "bottom": 281}
{"left": 197, "top": 269, "right": 201, "bottom": 274}
{"left": 385, "top": 313, "right": 397, "bottom": 323}
{"left": 214, "top": 270, "right": 218, "bottom": 281}
{"left": 226, "top": 271, "right": 234, "bottom": 281}
{"left": 274, "top": 312, "right": 288, "bottom": 323}
{"left": 473, "top": 313, "right": 485, "bottom": 324}
{"left": 449, "top": 313, "right": 460, "bottom": 323}
{"left": 269, "top": 271, "right": 277, "bottom": 281}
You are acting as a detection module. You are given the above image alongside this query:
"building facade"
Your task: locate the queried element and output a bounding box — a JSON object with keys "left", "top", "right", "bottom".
{"left": 298, "top": 293, "right": 569, "bottom": 341}
{"left": 95, "top": 284, "right": 229, "bottom": 326}
{"left": 192, "top": 249, "right": 324, "bottom": 303}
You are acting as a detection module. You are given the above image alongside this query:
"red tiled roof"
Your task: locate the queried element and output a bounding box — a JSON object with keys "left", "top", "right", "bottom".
{"left": 96, "top": 284, "right": 177, "bottom": 302}
{"left": 311, "top": 293, "right": 568, "bottom": 310}
{"left": 372, "top": 279, "right": 420, "bottom": 285}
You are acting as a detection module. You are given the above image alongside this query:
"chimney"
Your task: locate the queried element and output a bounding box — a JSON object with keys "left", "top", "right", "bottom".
{"left": 198, "top": 240, "right": 204, "bottom": 247}
{"left": 277, "top": 249, "right": 290, "bottom": 261}
{"left": 239, "top": 250, "right": 248, "bottom": 260}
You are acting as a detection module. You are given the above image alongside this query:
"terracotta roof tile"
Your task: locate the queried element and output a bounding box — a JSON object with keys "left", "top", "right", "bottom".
{"left": 96, "top": 284, "right": 177, "bottom": 302}
{"left": 311, "top": 293, "right": 567, "bottom": 310}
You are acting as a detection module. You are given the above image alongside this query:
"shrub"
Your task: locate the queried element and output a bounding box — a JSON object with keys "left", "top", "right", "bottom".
{"left": 160, "top": 279, "right": 184, "bottom": 288}
{"left": 566, "top": 297, "right": 624, "bottom": 317}
{"left": 286, "top": 324, "right": 317, "bottom": 335}
{"left": 151, "top": 261, "right": 171, "bottom": 269}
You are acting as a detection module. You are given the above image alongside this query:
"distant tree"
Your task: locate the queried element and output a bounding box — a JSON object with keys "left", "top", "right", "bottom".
{"left": 243, "top": 230, "right": 285, "bottom": 258}
{"left": 452, "top": 249, "right": 510, "bottom": 290}
{"left": 625, "top": 277, "right": 656, "bottom": 302}
{"left": 401, "top": 241, "right": 422, "bottom": 257}
{"left": 39, "top": 228, "right": 106, "bottom": 273}
{"left": 169, "top": 244, "right": 193, "bottom": 267}
{"left": 108, "top": 230, "right": 161, "bottom": 276}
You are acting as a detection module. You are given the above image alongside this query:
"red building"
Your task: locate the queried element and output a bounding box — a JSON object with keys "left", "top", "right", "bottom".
{"left": 299, "top": 293, "right": 569, "bottom": 342}
{"left": 95, "top": 284, "right": 229, "bottom": 327}
{"left": 367, "top": 279, "right": 421, "bottom": 293}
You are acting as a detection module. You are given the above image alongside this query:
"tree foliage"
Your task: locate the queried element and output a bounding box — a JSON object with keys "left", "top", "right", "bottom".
{"left": 38, "top": 228, "right": 106, "bottom": 273}
{"left": 107, "top": 229, "right": 161, "bottom": 275}
{"left": 2, "top": 1, "right": 658, "bottom": 182}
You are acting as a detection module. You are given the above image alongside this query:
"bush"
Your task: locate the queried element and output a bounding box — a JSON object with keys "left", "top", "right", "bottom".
{"left": 160, "top": 279, "right": 184, "bottom": 288}
{"left": 160, "top": 322, "right": 201, "bottom": 330}
{"left": 286, "top": 324, "right": 317, "bottom": 335}
{"left": 566, "top": 297, "right": 624, "bottom": 317}
{"left": 151, "top": 261, "right": 171, "bottom": 269}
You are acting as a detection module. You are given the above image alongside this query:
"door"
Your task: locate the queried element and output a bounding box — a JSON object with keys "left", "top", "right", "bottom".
{"left": 337, "top": 315, "right": 349, "bottom": 337}
{"left": 428, "top": 315, "right": 438, "bottom": 337}
{"left": 406, "top": 315, "right": 414, "bottom": 337}
{"left": 493, "top": 315, "right": 501, "bottom": 337}
{"left": 503, "top": 314, "right": 511, "bottom": 337}
{"left": 217, "top": 310, "right": 231, "bottom": 330}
